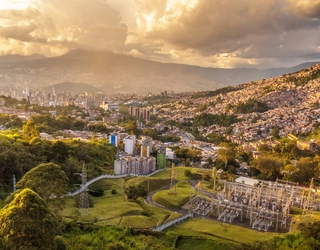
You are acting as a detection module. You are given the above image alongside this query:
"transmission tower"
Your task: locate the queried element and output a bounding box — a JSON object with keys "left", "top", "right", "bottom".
{"left": 303, "top": 178, "right": 315, "bottom": 216}
{"left": 212, "top": 167, "right": 217, "bottom": 192}
{"left": 170, "top": 161, "right": 176, "bottom": 194}
{"left": 79, "top": 162, "right": 89, "bottom": 214}
{"left": 13, "top": 175, "right": 16, "bottom": 192}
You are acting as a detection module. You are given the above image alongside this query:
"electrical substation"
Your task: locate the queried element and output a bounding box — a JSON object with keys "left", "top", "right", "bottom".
{"left": 192, "top": 178, "right": 320, "bottom": 232}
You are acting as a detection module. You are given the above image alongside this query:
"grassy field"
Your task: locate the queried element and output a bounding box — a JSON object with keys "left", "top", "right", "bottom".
{"left": 126, "top": 177, "right": 171, "bottom": 193}
{"left": 290, "top": 211, "right": 320, "bottom": 232}
{"left": 60, "top": 177, "right": 179, "bottom": 228}
{"left": 57, "top": 167, "right": 318, "bottom": 247}
{"left": 153, "top": 181, "right": 192, "bottom": 208}
{"left": 151, "top": 166, "right": 206, "bottom": 180}
{"left": 168, "top": 218, "right": 280, "bottom": 244}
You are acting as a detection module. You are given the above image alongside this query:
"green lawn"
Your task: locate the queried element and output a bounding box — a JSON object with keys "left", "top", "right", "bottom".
{"left": 61, "top": 193, "right": 144, "bottom": 221}
{"left": 135, "top": 198, "right": 180, "bottom": 224}
{"left": 58, "top": 172, "right": 310, "bottom": 246}
{"left": 119, "top": 215, "right": 157, "bottom": 228}
{"left": 60, "top": 176, "right": 179, "bottom": 228}
{"left": 153, "top": 181, "right": 192, "bottom": 208}
{"left": 151, "top": 166, "right": 204, "bottom": 180}
{"left": 169, "top": 218, "right": 280, "bottom": 244}
{"left": 127, "top": 177, "right": 171, "bottom": 193}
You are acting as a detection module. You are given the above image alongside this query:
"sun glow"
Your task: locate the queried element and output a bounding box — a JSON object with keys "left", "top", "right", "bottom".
{"left": 0, "top": 0, "right": 34, "bottom": 10}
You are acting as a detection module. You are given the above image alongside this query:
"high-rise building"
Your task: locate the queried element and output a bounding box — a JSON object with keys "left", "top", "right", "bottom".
{"left": 114, "top": 158, "right": 128, "bottom": 175}
{"left": 145, "top": 109, "right": 150, "bottom": 121}
{"left": 141, "top": 136, "right": 153, "bottom": 156}
{"left": 109, "top": 133, "right": 119, "bottom": 147}
{"left": 152, "top": 106, "right": 157, "bottom": 114}
{"left": 129, "top": 106, "right": 135, "bottom": 116}
{"left": 124, "top": 135, "right": 136, "bottom": 155}
{"left": 135, "top": 107, "right": 140, "bottom": 119}
{"left": 141, "top": 145, "right": 150, "bottom": 157}
{"left": 114, "top": 156, "right": 156, "bottom": 175}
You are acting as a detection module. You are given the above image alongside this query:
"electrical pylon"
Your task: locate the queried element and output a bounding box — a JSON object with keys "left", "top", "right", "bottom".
{"left": 13, "top": 175, "right": 16, "bottom": 192}
{"left": 212, "top": 167, "right": 217, "bottom": 192}
{"left": 170, "top": 161, "right": 176, "bottom": 194}
{"left": 79, "top": 162, "right": 89, "bottom": 214}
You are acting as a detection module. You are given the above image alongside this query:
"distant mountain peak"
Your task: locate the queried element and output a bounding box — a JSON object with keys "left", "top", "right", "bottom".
{"left": 0, "top": 50, "right": 319, "bottom": 94}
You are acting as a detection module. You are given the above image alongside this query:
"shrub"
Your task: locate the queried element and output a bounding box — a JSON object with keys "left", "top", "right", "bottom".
{"left": 88, "top": 188, "right": 104, "bottom": 197}
{"left": 111, "top": 189, "right": 117, "bottom": 194}
{"left": 184, "top": 169, "right": 192, "bottom": 177}
{"left": 202, "top": 173, "right": 210, "bottom": 181}
{"left": 141, "top": 210, "right": 154, "bottom": 217}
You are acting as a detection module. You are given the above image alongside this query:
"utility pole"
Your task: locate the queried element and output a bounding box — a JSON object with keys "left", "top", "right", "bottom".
{"left": 79, "top": 162, "right": 89, "bottom": 214}
{"left": 13, "top": 175, "right": 16, "bottom": 192}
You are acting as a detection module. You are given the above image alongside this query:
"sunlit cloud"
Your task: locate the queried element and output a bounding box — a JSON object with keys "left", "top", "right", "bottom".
{"left": 0, "top": 0, "right": 320, "bottom": 68}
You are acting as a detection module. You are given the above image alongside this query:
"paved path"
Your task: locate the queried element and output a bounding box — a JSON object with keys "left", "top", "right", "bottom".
{"left": 67, "top": 168, "right": 167, "bottom": 196}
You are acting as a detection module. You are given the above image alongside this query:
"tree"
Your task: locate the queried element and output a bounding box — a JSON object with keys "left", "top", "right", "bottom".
{"left": 51, "top": 141, "right": 69, "bottom": 163}
{"left": 271, "top": 127, "right": 280, "bottom": 139}
{"left": 300, "top": 221, "right": 320, "bottom": 249}
{"left": 252, "top": 155, "right": 283, "bottom": 180}
{"left": 16, "top": 162, "right": 69, "bottom": 208}
{"left": 124, "top": 185, "right": 148, "bottom": 200}
{"left": 292, "top": 157, "right": 318, "bottom": 184}
{"left": 184, "top": 169, "right": 192, "bottom": 177}
{"left": 126, "top": 120, "right": 138, "bottom": 134}
{"left": 22, "top": 119, "right": 39, "bottom": 142}
{"left": 0, "top": 188, "right": 62, "bottom": 250}
{"left": 217, "top": 143, "right": 236, "bottom": 169}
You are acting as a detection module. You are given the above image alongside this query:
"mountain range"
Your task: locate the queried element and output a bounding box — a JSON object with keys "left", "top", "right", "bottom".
{"left": 0, "top": 49, "right": 318, "bottom": 94}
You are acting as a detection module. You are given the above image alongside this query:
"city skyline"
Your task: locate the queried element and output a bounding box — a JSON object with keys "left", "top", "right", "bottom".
{"left": 0, "top": 0, "right": 320, "bottom": 69}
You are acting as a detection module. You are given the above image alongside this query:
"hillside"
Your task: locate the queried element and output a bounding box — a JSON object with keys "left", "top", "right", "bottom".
{"left": 0, "top": 54, "right": 46, "bottom": 64}
{"left": 43, "top": 82, "right": 103, "bottom": 94}
{"left": 0, "top": 49, "right": 318, "bottom": 94}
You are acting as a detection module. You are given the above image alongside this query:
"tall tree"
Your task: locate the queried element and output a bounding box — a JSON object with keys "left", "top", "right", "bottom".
{"left": 22, "top": 119, "right": 39, "bottom": 142}
{"left": 252, "top": 155, "right": 283, "bottom": 180}
{"left": 16, "top": 163, "right": 69, "bottom": 208}
{"left": 217, "top": 143, "right": 236, "bottom": 169}
{"left": 293, "top": 157, "right": 318, "bottom": 184}
{"left": 0, "top": 188, "right": 62, "bottom": 250}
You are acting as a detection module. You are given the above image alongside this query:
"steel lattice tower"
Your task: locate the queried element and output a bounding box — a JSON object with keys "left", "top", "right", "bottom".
{"left": 79, "top": 162, "right": 89, "bottom": 214}
{"left": 170, "top": 162, "right": 176, "bottom": 194}
{"left": 212, "top": 167, "right": 217, "bottom": 192}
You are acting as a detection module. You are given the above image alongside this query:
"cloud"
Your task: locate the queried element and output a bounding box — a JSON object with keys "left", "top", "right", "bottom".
{"left": 0, "top": 0, "right": 320, "bottom": 68}
{"left": 129, "top": 0, "right": 320, "bottom": 67}
{"left": 287, "top": 0, "right": 320, "bottom": 18}
{"left": 0, "top": 0, "right": 129, "bottom": 55}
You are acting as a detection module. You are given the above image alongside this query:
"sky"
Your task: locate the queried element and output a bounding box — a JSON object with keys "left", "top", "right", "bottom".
{"left": 0, "top": 0, "right": 320, "bottom": 68}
